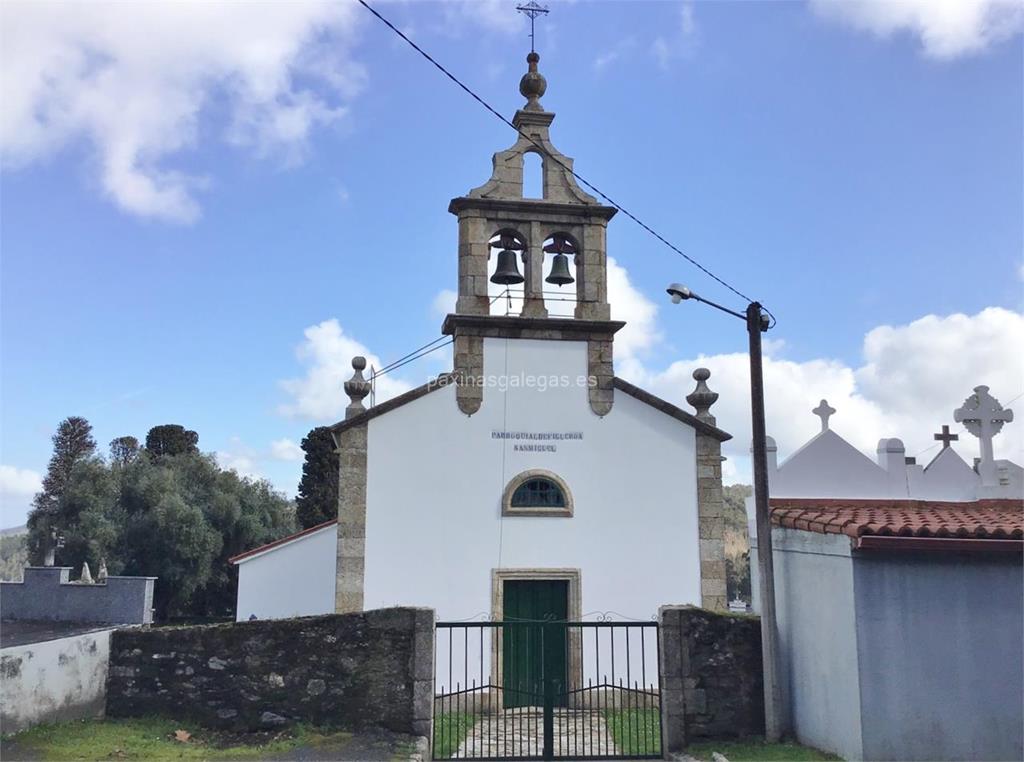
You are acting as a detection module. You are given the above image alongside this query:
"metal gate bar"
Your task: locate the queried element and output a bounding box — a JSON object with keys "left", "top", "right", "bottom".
{"left": 433, "top": 620, "right": 661, "bottom": 761}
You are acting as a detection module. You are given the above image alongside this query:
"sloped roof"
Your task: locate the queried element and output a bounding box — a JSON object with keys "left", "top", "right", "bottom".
{"left": 329, "top": 372, "right": 731, "bottom": 441}
{"left": 611, "top": 378, "right": 731, "bottom": 441}
{"left": 770, "top": 498, "right": 1023, "bottom": 550}
{"left": 228, "top": 519, "right": 337, "bottom": 565}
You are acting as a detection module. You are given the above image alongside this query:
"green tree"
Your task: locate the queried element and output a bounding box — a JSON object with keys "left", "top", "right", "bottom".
{"left": 295, "top": 426, "right": 338, "bottom": 529}
{"left": 24, "top": 420, "right": 296, "bottom": 620}
{"left": 109, "top": 436, "right": 141, "bottom": 467}
{"left": 48, "top": 459, "right": 123, "bottom": 574}
{"left": 144, "top": 425, "right": 199, "bottom": 457}
{"left": 26, "top": 416, "right": 97, "bottom": 564}
{"left": 115, "top": 451, "right": 294, "bottom": 619}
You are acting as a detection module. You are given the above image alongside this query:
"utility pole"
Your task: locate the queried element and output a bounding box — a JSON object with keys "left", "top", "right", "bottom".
{"left": 667, "top": 284, "right": 786, "bottom": 741}
{"left": 747, "top": 301, "right": 784, "bottom": 741}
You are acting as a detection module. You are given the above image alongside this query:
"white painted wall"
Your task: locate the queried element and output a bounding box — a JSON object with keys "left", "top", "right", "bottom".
{"left": 234, "top": 524, "right": 337, "bottom": 621}
{"left": 751, "top": 530, "right": 864, "bottom": 761}
{"left": 1, "top": 628, "right": 113, "bottom": 734}
{"left": 364, "top": 338, "right": 702, "bottom": 625}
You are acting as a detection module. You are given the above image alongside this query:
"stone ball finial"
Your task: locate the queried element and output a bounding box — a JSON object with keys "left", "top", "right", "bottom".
{"left": 519, "top": 51, "right": 547, "bottom": 111}
{"left": 344, "top": 356, "right": 371, "bottom": 418}
{"left": 687, "top": 367, "right": 719, "bottom": 424}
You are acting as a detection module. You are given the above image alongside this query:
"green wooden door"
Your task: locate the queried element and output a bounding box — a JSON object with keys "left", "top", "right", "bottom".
{"left": 502, "top": 580, "right": 568, "bottom": 709}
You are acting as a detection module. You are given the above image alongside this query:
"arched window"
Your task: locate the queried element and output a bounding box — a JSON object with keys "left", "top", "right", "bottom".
{"left": 512, "top": 478, "right": 566, "bottom": 508}
{"left": 502, "top": 470, "right": 573, "bottom": 517}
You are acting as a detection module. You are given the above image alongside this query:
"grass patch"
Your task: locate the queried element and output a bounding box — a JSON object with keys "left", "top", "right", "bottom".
{"left": 2, "top": 717, "right": 351, "bottom": 761}
{"left": 686, "top": 739, "right": 841, "bottom": 761}
{"left": 431, "top": 712, "right": 476, "bottom": 759}
{"left": 603, "top": 707, "right": 661, "bottom": 757}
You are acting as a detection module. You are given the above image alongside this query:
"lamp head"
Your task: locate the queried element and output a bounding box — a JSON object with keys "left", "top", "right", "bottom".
{"left": 666, "top": 283, "right": 695, "bottom": 304}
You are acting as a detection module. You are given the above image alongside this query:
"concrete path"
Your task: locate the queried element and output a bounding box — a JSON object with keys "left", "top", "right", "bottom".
{"left": 454, "top": 708, "right": 619, "bottom": 759}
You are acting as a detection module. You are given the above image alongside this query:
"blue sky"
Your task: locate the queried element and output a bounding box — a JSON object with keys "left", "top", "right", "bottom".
{"left": 2, "top": 0, "right": 1022, "bottom": 527}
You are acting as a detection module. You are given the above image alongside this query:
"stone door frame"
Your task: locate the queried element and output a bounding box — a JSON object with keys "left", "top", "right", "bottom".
{"left": 489, "top": 568, "right": 583, "bottom": 708}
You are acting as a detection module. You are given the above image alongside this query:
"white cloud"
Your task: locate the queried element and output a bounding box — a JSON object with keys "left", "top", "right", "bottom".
{"left": 607, "top": 256, "right": 661, "bottom": 372}
{"left": 652, "top": 1, "right": 698, "bottom": 70}
{"left": 0, "top": 1, "right": 365, "bottom": 222}
{"left": 593, "top": 37, "right": 636, "bottom": 73}
{"left": 279, "top": 319, "right": 412, "bottom": 420}
{"left": 439, "top": 1, "right": 526, "bottom": 36}
{"left": 269, "top": 438, "right": 304, "bottom": 462}
{"left": 809, "top": 0, "right": 1024, "bottom": 59}
{"left": 433, "top": 289, "right": 458, "bottom": 318}
{"left": 0, "top": 465, "right": 43, "bottom": 527}
{"left": 216, "top": 450, "right": 262, "bottom": 481}
{"left": 215, "top": 436, "right": 268, "bottom": 481}
{"left": 624, "top": 306, "right": 1024, "bottom": 483}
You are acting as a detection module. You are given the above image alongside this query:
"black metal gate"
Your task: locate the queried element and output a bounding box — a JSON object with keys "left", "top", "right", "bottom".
{"left": 433, "top": 620, "right": 661, "bottom": 760}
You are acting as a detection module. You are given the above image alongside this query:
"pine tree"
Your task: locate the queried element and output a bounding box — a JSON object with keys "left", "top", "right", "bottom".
{"left": 145, "top": 424, "right": 199, "bottom": 457}
{"left": 295, "top": 426, "right": 339, "bottom": 529}
{"left": 26, "top": 416, "right": 97, "bottom": 564}
{"left": 109, "top": 436, "right": 141, "bottom": 467}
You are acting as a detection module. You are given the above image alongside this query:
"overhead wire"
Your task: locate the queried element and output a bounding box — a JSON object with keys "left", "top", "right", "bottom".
{"left": 356, "top": 0, "right": 774, "bottom": 325}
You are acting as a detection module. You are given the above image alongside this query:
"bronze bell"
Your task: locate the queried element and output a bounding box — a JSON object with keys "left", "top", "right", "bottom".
{"left": 545, "top": 252, "right": 574, "bottom": 286}
{"left": 490, "top": 249, "right": 524, "bottom": 285}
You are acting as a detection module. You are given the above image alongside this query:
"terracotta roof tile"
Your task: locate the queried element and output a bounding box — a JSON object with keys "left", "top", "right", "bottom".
{"left": 770, "top": 498, "right": 1023, "bottom": 542}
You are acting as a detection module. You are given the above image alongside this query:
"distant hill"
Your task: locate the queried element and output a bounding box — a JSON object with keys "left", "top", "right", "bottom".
{"left": 723, "top": 484, "right": 753, "bottom": 602}
{"left": 0, "top": 530, "right": 27, "bottom": 581}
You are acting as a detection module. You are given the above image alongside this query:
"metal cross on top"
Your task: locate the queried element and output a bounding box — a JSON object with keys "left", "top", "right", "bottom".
{"left": 934, "top": 425, "right": 959, "bottom": 449}
{"left": 813, "top": 399, "right": 836, "bottom": 432}
{"left": 516, "top": 1, "right": 549, "bottom": 53}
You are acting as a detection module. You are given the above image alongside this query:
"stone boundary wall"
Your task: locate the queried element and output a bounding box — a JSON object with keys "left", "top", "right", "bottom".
{"left": 106, "top": 607, "right": 434, "bottom": 736}
{"left": 659, "top": 605, "right": 764, "bottom": 753}
{"left": 1, "top": 567, "right": 154, "bottom": 624}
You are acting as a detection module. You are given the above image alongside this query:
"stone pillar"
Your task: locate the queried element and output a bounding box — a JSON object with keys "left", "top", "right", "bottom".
{"left": 411, "top": 608, "right": 436, "bottom": 740}
{"left": 521, "top": 221, "right": 547, "bottom": 318}
{"left": 658, "top": 605, "right": 687, "bottom": 755}
{"left": 587, "top": 337, "right": 614, "bottom": 416}
{"left": 335, "top": 423, "right": 367, "bottom": 614}
{"left": 688, "top": 369, "right": 727, "bottom": 612}
{"left": 658, "top": 605, "right": 765, "bottom": 746}
{"left": 455, "top": 213, "right": 490, "bottom": 316}
{"left": 336, "top": 358, "right": 371, "bottom": 614}
{"left": 453, "top": 333, "right": 483, "bottom": 415}
{"left": 575, "top": 220, "right": 610, "bottom": 321}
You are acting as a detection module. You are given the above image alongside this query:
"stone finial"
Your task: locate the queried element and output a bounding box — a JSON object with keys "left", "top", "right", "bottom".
{"left": 79, "top": 562, "right": 93, "bottom": 584}
{"left": 686, "top": 368, "right": 718, "bottom": 424}
{"left": 954, "top": 385, "right": 1014, "bottom": 486}
{"left": 344, "top": 356, "right": 371, "bottom": 419}
{"left": 97, "top": 559, "right": 108, "bottom": 582}
{"left": 813, "top": 399, "right": 836, "bottom": 432}
{"left": 519, "top": 52, "right": 547, "bottom": 111}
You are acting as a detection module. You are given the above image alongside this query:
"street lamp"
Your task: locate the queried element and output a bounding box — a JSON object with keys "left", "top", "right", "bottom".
{"left": 666, "top": 283, "right": 784, "bottom": 742}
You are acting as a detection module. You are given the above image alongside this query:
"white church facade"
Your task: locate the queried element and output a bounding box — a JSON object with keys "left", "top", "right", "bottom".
{"left": 232, "top": 53, "right": 731, "bottom": 625}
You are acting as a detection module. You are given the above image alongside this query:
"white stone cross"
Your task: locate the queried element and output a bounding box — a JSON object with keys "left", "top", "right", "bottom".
{"left": 954, "top": 385, "right": 1014, "bottom": 485}
{"left": 813, "top": 399, "right": 836, "bottom": 432}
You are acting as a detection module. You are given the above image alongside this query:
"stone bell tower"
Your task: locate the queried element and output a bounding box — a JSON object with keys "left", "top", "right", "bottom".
{"left": 442, "top": 51, "right": 624, "bottom": 416}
